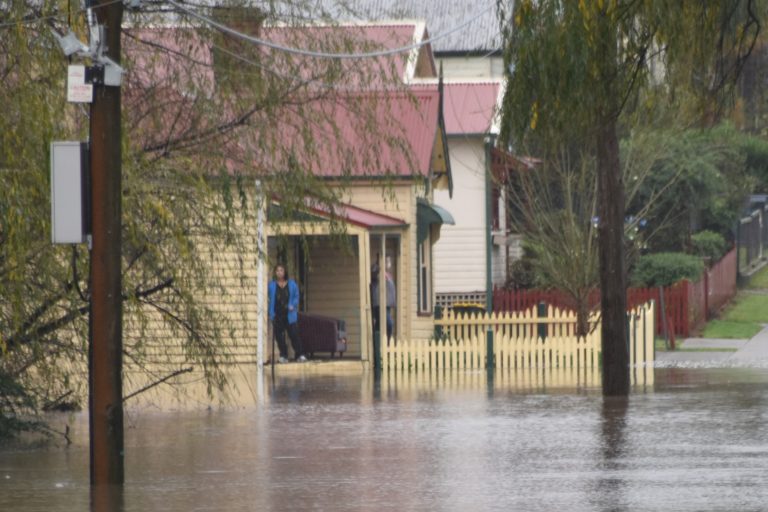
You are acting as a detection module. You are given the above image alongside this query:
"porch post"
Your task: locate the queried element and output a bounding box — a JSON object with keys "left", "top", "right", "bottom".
{"left": 358, "top": 233, "right": 371, "bottom": 363}
{"left": 255, "top": 180, "right": 266, "bottom": 367}
{"left": 379, "top": 234, "right": 388, "bottom": 344}
{"left": 373, "top": 233, "right": 388, "bottom": 375}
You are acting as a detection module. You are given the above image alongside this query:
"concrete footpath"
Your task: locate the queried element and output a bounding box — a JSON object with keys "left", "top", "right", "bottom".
{"left": 656, "top": 327, "right": 768, "bottom": 364}
{"left": 728, "top": 326, "right": 768, "bottom": 362}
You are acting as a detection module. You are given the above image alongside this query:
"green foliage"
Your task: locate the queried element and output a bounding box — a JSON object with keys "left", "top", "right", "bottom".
{"left": 691, "top": 230, "right": 728, "bottom": 262}
{"left": 497, "top": 0, "right": 762, "bottom": 150}
{"left": 624, "top": 124, "right": 754, "bottom": 252}
{"left": 498, "top": 0, "right": 765, "bottom": 250}
{"left": 741, "top": 133, "right": 768, "bottom": 187}
{"left": 630, "top": 252, "right": 704, "bottom": 288}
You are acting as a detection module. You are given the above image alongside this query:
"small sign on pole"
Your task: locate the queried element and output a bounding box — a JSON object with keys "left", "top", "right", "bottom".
{"left": 51, "top": 141, "right": 89, "bottom": 244}
{"left": 67, "top": 65, "right": 93, "bottom": 103}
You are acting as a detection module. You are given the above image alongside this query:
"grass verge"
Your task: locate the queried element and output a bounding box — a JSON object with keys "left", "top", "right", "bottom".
{"left": 700, "top": 294, "right": 768, "bottom": 339}
{"left": 718, "top": 294, "right": 768, "bottom": 323}
{"left": 701, "top": 320, "right": 763, "bottom": 339}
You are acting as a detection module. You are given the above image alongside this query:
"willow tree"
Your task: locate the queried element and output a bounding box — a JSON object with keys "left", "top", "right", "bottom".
{"left": 497, "top": 0, "right": 761, "bottom": 395}
{"left": 504, "top": 132, "right": 675, "bottom": 339}
{"left": 1, "top": 0, "right": 412, "bottom": 435}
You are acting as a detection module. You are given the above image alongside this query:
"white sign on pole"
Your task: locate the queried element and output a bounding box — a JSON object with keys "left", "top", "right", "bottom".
{"left": 51, "top": 141, "right": 86, "bottom": 244}
{"left": 67, "top": 65, "right": 93, "bottom": 103}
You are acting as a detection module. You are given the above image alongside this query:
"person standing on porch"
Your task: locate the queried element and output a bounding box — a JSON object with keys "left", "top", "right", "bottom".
{"left": 371, "top": 263, "right": 396, "bottom": 341}
{"left": 268, "top": 264, "right": 306, "bottom": 363}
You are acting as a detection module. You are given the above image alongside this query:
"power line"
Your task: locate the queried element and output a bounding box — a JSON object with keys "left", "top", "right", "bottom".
{"left": 166, "top": 0, "right": 494, "bottom": 60}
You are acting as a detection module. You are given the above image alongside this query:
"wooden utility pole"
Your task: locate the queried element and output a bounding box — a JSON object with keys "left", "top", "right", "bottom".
{"left": 88, "top": 0, "right": 124, "bottom": 485}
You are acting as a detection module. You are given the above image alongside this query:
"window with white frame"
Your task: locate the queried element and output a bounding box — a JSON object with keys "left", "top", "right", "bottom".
{"left": 418, "top": 238, "right": 431, "bottom": 313}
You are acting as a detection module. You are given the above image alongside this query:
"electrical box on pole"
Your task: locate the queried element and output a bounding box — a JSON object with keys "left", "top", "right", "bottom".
{"left": 51, "top": 141, "right": 90, "bottom": 244}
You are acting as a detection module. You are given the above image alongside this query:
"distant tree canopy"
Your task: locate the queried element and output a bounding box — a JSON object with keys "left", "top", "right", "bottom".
{"left": 624, "top": 123, "right": 756, "bottom": 253}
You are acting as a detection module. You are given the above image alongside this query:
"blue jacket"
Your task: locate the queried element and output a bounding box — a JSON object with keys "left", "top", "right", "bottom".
{"left": 268, "top": 279, "right": 300, "bottom": 324}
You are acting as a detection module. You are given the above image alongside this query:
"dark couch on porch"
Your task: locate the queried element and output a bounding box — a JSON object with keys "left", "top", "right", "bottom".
{"left": 298, "top": 312, "right": 347, "bottom": 358}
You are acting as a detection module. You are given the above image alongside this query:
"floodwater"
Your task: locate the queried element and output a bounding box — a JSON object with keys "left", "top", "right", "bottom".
{"left": 2, "top": 366, "right": 768, "bottom": 512}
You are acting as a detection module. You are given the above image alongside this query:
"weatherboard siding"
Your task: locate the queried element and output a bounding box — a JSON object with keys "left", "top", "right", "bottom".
{"left": 433, "top": 139, "right": 487, "bottom": 293}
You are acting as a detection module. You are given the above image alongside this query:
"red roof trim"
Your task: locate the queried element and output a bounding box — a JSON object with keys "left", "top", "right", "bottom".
{"left": 293, "top": 199, "right": 407, "bottom": 229}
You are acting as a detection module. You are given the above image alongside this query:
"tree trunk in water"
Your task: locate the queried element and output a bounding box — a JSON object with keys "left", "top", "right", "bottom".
{"left": 596, "top": 118, "right": 629, "bottom": 396}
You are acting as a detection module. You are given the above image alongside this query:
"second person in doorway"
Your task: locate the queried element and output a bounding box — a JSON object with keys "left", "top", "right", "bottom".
{"left": 371, "top": 263, "right": 396, "bottom": 342}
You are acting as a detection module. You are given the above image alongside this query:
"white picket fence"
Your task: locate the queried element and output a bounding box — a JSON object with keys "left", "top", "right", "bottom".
{"left": 382, "top": 301, "right": 655, "bottom": 373}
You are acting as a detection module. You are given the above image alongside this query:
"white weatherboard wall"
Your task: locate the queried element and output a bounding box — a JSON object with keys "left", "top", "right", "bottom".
{"left": 433, "top": 138, "right": 487, "bottom": 293}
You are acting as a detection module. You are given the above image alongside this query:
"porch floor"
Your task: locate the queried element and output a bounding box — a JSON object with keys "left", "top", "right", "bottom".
{"left": 265, "top": 359, "right": 368, "bottom": 375}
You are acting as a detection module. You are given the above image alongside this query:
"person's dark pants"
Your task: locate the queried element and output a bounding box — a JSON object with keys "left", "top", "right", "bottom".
{"left": 274, "top": 320, "right": 303, "bottom": 359}
{"left": 372, "top": 306, "right": 393, "bottom": 341}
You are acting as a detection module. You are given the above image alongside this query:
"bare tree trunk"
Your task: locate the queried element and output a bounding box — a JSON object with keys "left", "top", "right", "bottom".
{"left": 596, "top": 117, "right": 629, "bottom": 396}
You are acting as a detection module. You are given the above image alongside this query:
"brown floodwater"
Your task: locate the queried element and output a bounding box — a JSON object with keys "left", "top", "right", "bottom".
{"left": 1, "top": 365, "right": 768, "bottom": 511}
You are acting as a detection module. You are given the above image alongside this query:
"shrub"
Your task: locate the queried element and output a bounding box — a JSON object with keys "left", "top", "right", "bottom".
{"left": 505, "top": 257, "right": 537, "bottom": 289}
{"left": 630, "top": 252, "right": 704, "bottom": 288}
{"left": 691, "top": 230, "right": 728, "bottom": 262}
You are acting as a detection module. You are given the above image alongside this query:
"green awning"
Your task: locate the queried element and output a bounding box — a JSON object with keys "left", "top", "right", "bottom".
{"left": 417, "top": 198, "right": 455, "bottom": 244}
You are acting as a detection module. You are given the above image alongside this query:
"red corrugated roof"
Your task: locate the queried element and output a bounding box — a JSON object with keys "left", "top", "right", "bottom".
{"left": 305, "top": 87, "right": 441, "bottom": 177}
{"left": 251, "top": 86, "right": 442, "bottom": 179}
{"left": 441, "top": 82, "right": 501, "bottom": 135}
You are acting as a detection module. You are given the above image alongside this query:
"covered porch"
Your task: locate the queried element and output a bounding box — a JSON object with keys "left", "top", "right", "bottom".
{"left": 260, "top": 201, "right": 407, "bottom": 364}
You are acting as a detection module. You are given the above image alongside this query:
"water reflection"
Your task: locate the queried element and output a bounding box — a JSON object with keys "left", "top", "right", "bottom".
{"left": 593, "top": 396, "right": 629, "bottom": 511}
{"left": 91, "top": 484, "right": 124, "bottom": 512}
